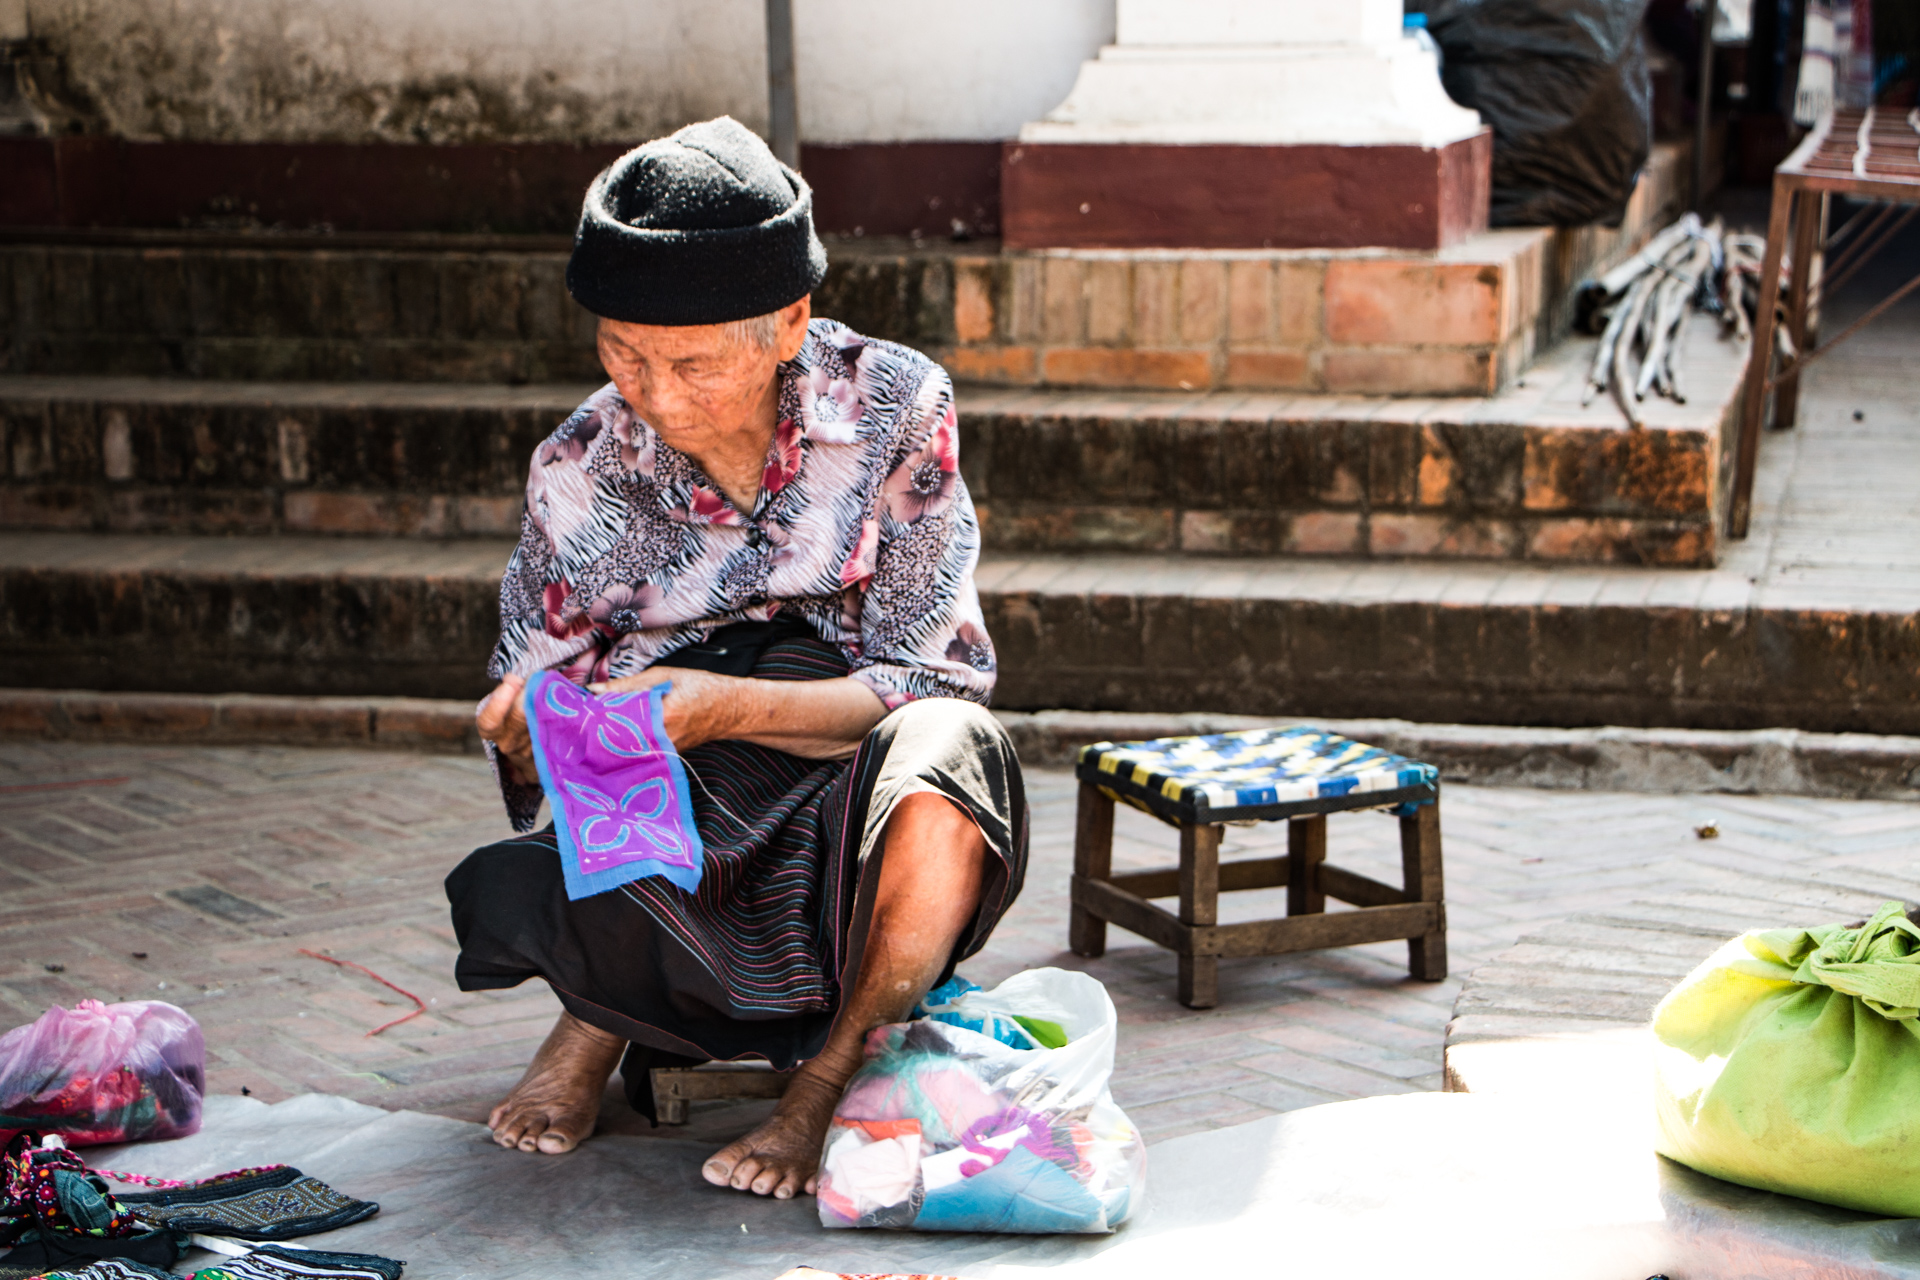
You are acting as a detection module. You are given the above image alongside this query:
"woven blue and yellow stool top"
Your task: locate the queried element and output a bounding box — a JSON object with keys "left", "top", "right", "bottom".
{"left": 1075, "top": 726, "right": 1439, "bottom": 827}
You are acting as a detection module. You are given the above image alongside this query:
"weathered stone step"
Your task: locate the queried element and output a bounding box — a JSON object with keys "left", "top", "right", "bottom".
{"left": 1, "top": 310, "right": 1744, "bottom": 565}
{"left": 0, "top": 145, "right": 1682, "bottom": 395}
{"left": 0, "top": 532, "right": 504, "bottom": 699}
{"left": 0, "top": 230, "right": 954, "bottom": 386}
{"left": 2, "top": 535, "right": 1913, "bottom": 733}
{"left": 0, "top": 377, "right": 591, "bottom": 538}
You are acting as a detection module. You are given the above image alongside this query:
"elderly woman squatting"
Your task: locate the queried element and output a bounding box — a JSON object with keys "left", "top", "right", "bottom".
{"left": 447, "top": 118, "right": 1027, "bottom": 1202}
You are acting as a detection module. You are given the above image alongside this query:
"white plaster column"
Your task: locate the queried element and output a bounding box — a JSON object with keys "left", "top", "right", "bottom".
{"left": 1020, "top": 0, "right": 1482, "bottom": 148}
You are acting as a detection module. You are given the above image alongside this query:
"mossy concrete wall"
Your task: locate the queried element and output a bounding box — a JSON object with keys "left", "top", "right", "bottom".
{"left": 12, "top": 0, "right": 1110, "bottom": 145}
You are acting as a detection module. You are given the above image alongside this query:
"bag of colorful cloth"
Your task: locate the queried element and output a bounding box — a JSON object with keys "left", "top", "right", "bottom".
{"left": 1652, "top": 901, "right": 1920, "bottom": 1217}
{"left": 0, "top": 1002, "right": 204, "bottom": 1148}
{"left": 817, "top": 969, "right": 1145, "bottom": 1234}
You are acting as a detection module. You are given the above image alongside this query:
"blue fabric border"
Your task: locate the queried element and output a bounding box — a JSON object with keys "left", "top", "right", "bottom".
{"left": 521, "top": 672, "right": 706, "bottom": 900}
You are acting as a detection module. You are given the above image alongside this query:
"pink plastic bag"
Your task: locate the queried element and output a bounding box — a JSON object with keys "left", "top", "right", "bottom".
{"left": 0, "top": 1000, "right": 205, "bottom": 1147}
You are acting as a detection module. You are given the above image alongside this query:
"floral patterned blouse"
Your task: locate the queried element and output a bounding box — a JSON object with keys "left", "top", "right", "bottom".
{"left": 490, "top": 319, "right": 996, "bottom": 817}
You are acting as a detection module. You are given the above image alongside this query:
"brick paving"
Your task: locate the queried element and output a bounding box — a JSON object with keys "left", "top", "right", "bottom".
{"left": 5, "top": 739, "right": 1917, "bottom": 1148}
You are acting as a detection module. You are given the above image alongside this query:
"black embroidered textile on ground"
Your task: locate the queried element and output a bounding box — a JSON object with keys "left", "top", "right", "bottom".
{"left": 119, "top": 1169, "right": 377, "bottom": 1241}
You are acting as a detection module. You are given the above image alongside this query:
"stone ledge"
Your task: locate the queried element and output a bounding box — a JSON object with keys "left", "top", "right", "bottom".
{"left": 5, "top": 689, "right": 1916, "bottom": 802}
{"left": 996, "top": 710, "right": 1920, "bottom": 800}
{"left": 0, "top": 303, "right": 1745, "bottom": 566}
{"left": 0, "top": 143, "right": 1688, "bottom": 397}
{"left": 4, "top": 535, "right": 1916, "bottom": 728}
{"left": 962, "top": 309, "right": 1743, "bottom": 565}
{"left": 0, "top": 688, "right": 482, "bottom": 752}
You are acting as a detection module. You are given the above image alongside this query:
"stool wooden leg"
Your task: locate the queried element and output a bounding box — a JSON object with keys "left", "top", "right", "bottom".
{"left": 1776, "top": 188, "right": 1825, "bottom": 433}
{"left": 1400, "top": 801, "right": 1447, "bottom": 981}
{"left": 1730, "top": 174, "right": 1793, "bottom": 538}
{"left": 1287, "top": 815, "right": 1326, "bottom": 916}
{"left": 1070, "top": 783, "right": 1114, "bottom": 958}
{"left": 1178, "top": 822, "right": 1221, "bottom": 1009}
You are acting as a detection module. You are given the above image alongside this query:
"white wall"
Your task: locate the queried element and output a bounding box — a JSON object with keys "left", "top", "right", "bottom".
{"left": 797, "top": 0, "right": 1112, "bottom": 143}
{"left": 20, "top": 0, "right": 1113, "bottom": 144}
{"left": 1115, "top": 0, "right": 1400, "bottom": 49}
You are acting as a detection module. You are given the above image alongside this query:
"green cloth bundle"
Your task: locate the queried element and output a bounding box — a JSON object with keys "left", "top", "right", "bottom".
{"left": 1653, "top": 900, "right": 1920, "bottom": 1217}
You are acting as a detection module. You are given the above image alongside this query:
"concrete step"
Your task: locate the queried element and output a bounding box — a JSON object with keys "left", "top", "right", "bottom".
{"left": 3, "top": 534, "right": 1913, "bottom": 733}
{"left": 0, "top": 144, "right": 1684, "bottom": 395}
{"left": 0, "top": 312, "right": 1746, "bottom": 565}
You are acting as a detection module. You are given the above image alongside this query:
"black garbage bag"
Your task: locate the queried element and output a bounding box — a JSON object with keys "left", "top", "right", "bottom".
{"left": 1413, "top": 0, "right": 1654, "bottom": 227}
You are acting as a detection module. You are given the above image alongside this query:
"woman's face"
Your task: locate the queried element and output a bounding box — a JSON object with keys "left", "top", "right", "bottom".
{"left": 595, "top": 299, "right": 810, "bottom": 450}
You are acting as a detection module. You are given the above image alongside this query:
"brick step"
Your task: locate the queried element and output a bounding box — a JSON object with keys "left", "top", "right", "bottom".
{"left": 2, "top": 534, "right": 1912, "bottom": 733}
{"left": 0, "top": 143, "right": 1684, "bottom": 395}
{"left": 0, "top": 312, "right": 1746, "bottom": 565}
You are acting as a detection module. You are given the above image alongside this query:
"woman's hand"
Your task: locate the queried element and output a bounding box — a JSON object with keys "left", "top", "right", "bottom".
{"left": 477, "top": 674, "right": 536, "bottom": 781}
{"left": 589, "top": 667, "right": 746, "bottom": 752}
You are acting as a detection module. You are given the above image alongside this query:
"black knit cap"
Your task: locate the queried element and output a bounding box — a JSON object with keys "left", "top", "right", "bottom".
{"left": 566, "top": 116, "right": 828, "bottom": 326}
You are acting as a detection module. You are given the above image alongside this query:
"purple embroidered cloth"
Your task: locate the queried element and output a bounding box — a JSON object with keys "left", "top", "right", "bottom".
{"left": 521, "top": 672, "right": 705, "bottom": 900}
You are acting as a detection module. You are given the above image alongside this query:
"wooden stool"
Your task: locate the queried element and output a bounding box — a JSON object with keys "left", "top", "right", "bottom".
{"left": 1070, "top": 726, "right": 1446, "bottom": 1009}
{"left": 650, "top": 1062, "right": 790, "bottom": 1124}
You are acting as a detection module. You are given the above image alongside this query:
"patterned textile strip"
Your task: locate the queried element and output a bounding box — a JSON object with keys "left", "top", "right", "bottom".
{"left": 27, "top": 1259, "right": 174, "bottom": 1280}
{"left": 118, "top": 1169, "right": 378, "bottom": 1241}
{"left": 189, "top": 1245, "right": 403, "bottom": 1280}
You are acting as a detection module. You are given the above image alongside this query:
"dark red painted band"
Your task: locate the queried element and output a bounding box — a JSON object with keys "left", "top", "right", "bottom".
{"left": 999, "top": 132, "right": 1493, "bottom": 251}
{"left": 0, "top": 136, "right": 1004, "bottom": 239}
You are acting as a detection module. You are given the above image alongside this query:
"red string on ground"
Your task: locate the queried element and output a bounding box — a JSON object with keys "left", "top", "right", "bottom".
{"left": 0, "top": 776, "right": 131, "bottom": 794}
{"left": 297, "top": 949, "right": 428, "bottom": 1036}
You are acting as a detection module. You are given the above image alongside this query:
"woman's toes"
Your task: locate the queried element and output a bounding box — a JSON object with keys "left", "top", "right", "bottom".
{"left": 703, "top": 1142, "right": 747, "bottom": 1186}
{"left": 729, "top": 1155, "right": 767, "bottom": 1191}
{"left": 536, "top": 1126, "right": 578, "bottom": 1154}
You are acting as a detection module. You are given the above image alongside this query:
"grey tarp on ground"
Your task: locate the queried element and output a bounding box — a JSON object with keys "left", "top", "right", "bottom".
{"left": 86, "top": 1092, "right": 1920, "bottom": 1279}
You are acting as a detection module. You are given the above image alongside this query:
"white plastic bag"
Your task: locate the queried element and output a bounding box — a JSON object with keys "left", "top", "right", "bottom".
{"left": 817, "top": 968, "right": 1145, "bottom": 1234}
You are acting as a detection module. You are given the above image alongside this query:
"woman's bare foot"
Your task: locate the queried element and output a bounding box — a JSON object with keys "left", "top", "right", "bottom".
{"left": 488, "top": 1012, "right": 625, "bottom": 1154}
{"left": 705, "top": 792, "right": 988, "bottom": 1200}
{"left": 702, "top": 1067, "right": 846, "bottom": 1199}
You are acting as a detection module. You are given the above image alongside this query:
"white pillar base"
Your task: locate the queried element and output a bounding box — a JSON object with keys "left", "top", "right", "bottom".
{"left": 1020, "top": 37, "right": 1484, "bottom": 150}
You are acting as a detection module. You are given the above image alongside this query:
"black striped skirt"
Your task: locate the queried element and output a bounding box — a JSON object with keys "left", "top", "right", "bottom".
{"left": 445, "top": 622, "right": 1028, "bottom": 1088}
